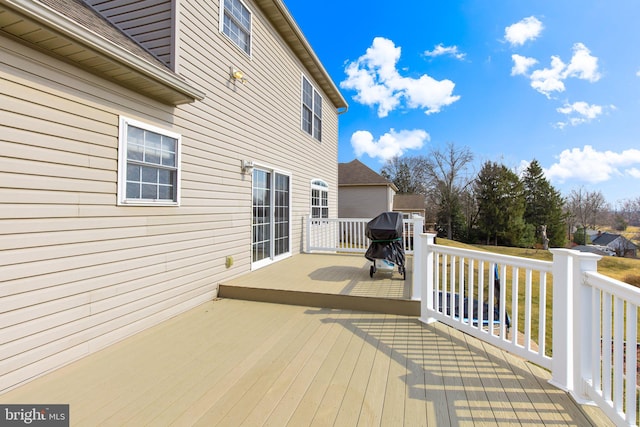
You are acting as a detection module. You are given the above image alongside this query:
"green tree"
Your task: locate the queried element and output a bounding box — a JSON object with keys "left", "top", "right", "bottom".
{"left": 474, "top": 161, "right": 526, "bottom": 246}
{"left": 521, "top": 159, "right": 567, "bottom": 248}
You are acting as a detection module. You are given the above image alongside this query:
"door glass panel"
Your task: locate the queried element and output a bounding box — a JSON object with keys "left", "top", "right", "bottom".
{"left": 252, "top": 169, "right": 271, "bottom": 263}
{"left": 274, "top": 173, "right": 290, "bottom": 257}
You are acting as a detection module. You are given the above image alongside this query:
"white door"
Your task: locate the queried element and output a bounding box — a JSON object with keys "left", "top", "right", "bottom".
{"left": 252, "top": 168, "right": 290, "bottom": 269}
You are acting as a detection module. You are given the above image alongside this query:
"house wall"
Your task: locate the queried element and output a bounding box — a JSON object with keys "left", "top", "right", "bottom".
{"left": 338, "top": 186, "right": 392, "bottom": 218}
{"left": 0, "top": 0, "right": 339, "bottom": 393}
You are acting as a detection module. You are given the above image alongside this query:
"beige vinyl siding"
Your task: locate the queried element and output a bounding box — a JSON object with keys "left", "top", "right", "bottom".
{"left": 85, "top": 0, "right": 175, "bottom": 67}
{"left": 0, "top": 0, "right": 341, "bottom": 393}
{"left": 176, "top": 0, "right": 339, "bottom": 242}
{"left": 338, "top": 186, "right": 393, "bottom": 219}
{"left": 0, "top": 38, "right": 220, "bottom": 393}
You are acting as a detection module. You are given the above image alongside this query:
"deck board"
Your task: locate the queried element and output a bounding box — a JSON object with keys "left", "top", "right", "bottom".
{"left": 1, "top": 297, "right": 613, "bottom": 426}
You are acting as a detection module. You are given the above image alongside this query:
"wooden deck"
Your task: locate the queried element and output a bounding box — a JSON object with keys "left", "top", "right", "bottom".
{"left": 0, "top": 253, "right": 613, "bottom": 426}
{"left": 219, "top": 253, "right": 419, "bottom": 316}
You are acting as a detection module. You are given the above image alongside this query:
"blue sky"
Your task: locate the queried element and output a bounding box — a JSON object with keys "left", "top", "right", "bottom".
{"left": 284, "top": 0, "right": 640, "bottom": 205}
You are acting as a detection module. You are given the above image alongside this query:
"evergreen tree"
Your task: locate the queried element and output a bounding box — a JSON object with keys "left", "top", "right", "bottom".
{"left": 521, "top": 159, "right": 566, "bottom": 248}
{"left": 474, "top": 161, "right": 526, "bottom": 246}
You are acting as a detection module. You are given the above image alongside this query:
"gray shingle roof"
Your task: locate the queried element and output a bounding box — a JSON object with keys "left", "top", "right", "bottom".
{"left": 393, "top": 194, "right": 426, "bottom": 211}
{"left": 338, "top": 159, "right": 394, "bottom": 187}
{"left": 39, "top": 0, "right": 168, "bottom": 69}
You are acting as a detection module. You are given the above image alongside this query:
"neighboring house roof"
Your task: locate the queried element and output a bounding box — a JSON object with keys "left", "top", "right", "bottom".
{"left": 0, "top": 0, "right": 204, "bottom": 105}
{"left": 393, "top": 194, "right": 426, "bottom": 211}
{"left": 338, "top": 159, "right": 398, "bottom": 190}
{"left": 592, "top": 232, "right": 631, "bottom": 247}
{"left": 591, "top": 232, "right": 618, "bottom": 246}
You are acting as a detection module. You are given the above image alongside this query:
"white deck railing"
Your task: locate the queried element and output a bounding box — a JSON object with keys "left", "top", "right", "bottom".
{"left": 416, "top": 233, "right": 640, "bottom": 426}
{"left": 306, "top": 216, "right": 423, "bottom": 255}
{"left": 418, "top": 234, "right": 553, "bottom": 369}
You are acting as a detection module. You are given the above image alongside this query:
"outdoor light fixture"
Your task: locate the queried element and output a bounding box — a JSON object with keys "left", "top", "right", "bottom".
{"left": 231, "top": 68, "right": 247, "bottom": 84}
{"left": 241, "top": 159, "right": 254, "bottom": 174}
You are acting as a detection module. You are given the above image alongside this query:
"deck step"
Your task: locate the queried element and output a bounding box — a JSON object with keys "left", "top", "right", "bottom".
{"left": 218, "top": 285, "right": 420, "bottom": 317}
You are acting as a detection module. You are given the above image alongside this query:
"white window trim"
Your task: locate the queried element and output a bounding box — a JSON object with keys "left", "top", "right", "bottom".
{"left": 310, "top": 178, "right": 329, "bottom": 219}
{"left": 117, "top": 116, "right": 182, "bottom": 206}
{"left": 301, "top": 75, "right": 322, "bottom": 141}
{"left": 219, "top": 0, "right": 253, "bottom": 57}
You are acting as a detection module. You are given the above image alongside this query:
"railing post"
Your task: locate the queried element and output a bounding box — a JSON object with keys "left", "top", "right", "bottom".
{"left": 549, "top": 249, "right": 573, "bottom": 393}
{"left": 420, "top": 233, "right": 437, "bottom": 324}
{"left": 573, "top": 251, "right": 600, "bottom": 403}
{"left": 306, "top": 216, "right": 311, "bottom": 253}
{"left": 411, "top": 216, "right": 425, "bottom": 300}
{"left": 549, "top": 248, "right": 601, "bottom": 403}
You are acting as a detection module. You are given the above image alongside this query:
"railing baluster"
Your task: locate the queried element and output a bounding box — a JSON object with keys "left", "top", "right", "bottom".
{"left": 614, "top": 296, "right": 624, "bottom": 412}
{"left": 468, "top": 258, "right": 475, "bottom": 330}
{"left": 511, "top": 267, "right": 519, "bottom": 347}
{"left": 451, "top": 255, "right": 457, "bottom": 322}
{"left": 501, "top": 265, "right": 510, "bottom": 340}
{"left": 434, "top": 252, "right": 441, "bottom": 312}
{"left": 625, "top": 301, "right": 637, "bottom": 425}
{"left": 459, "top": 255, "right": 465, "bottom": 325}
{"left": 478, "top": 261, "right": 485, "bottom": 328}
{"left": 538, "top": 271, "right": 546, "bottom": 357}
{"left": 523, "top": 269, "right": 531, "bottom": 351}
{"left": 603, "top": 292, "right": 612, "bottom": 401}
{"left": 591, "top": 286, "right": 601, "bottom": 393}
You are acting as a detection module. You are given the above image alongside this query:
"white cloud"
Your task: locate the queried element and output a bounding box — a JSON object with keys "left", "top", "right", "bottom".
{"left": 564, "top": 43, "right": 601, "bottom": 82}
{"left": 351, "top": 128, "right": 429, "bottom": 161}
{"left": 341, "top": 37, "right": 460, "bottom": 117}
{"left": 513, "top": 43, "right": 601, "bottom": 97}
{"left": 504, "top": 16, "right": 544, "bottom": 47}
{"left": 511, "top": 54, "right": 538, "bottom": 76}
{"left": 555, "top": 101, "right": 604, "bottom": 128}
{"left": 529, "top": 56, "right": 567, "bottom": 97}
{"left": 424, "top": 44, "right": 466, "bottom": 60}
{"left": 544, "top": 145, "right": 640, "bottom": 183}
{"left": 627, "top": 168, "right": 640, "bottom": 179}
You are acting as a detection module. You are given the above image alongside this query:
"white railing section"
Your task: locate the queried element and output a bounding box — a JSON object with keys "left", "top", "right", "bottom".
{"left": 306, "top": 216, "right": 423, "bottom": 255}
{"left": 419, "top": 234, "right": 553, "bottom": 369}
{"left": 582, "top": 271, "right": 640, "bottom": 426}
{"left": 415, "top": 233, "right": 640, "bottom": 426}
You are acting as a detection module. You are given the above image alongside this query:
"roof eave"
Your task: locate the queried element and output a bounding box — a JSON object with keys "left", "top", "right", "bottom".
{"left": 254, "top": 0, "right": 348, "bottom": 111}
{"left": 0, "top": 0, "right": 205, "bottom": 105}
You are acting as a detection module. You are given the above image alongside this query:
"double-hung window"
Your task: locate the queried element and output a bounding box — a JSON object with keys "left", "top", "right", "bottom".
{"left": 118, "top": 117, "right": 180, "bottom": 205}
{"left": 311, "top": 179, "right": 329, "bottom": 219}
{"left": 221, "top": 0, "right": 251, "bottom": 55}
{"left": 302, "top": 76, "right": 322, "bottom": 141}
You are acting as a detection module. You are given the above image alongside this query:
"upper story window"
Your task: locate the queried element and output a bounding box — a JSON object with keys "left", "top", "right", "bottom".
{"left": 118, "top": 117, "right": 181, "bottom": 206}
{"left": 222, "top": 0, "right": 252, "bottom": 55}
{"left": 311, "top": 179, "right": 329, "bottom": 219}
{"left": 302, "top": 77, "right": 322, "bottom": 141}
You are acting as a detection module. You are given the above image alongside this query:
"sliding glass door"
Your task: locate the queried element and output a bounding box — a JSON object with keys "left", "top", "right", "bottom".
{"left": 252, "top": 168, "right": 290, "bottom": 268}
